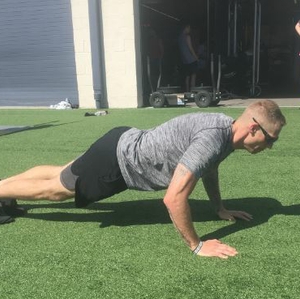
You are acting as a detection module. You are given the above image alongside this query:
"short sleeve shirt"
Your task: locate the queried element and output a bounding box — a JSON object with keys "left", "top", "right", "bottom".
{"left": 117, "top": 112, "right": 234, "bottom": 191}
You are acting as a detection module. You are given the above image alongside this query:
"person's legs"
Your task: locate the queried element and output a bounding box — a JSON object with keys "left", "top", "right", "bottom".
{"left": 185, "top": 75, "right": 190, "bottom": 92}
{"left": 2, "top": 161, "right": 73, "bottom": 183}
{"left": 2, "top": 166, "right": 62, "bottom": 183}
{"left": 190, "top": 72, "right": 196, "bottom": 90}
{"left": 0, "top": 163, "right": 74, "bottom": 201}
{"left": 190, "top": 61, "right": 198, "bottom": 90}
{"left": 0, "top": 126, "right": 131, "bottom": 207}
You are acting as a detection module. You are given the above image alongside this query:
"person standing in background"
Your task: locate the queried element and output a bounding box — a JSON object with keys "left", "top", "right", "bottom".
{"left": 147, "top": 28, "right": 164, "bottom": 91}
{"left": 178, "top": 22, "right": 199, "bottom": 92}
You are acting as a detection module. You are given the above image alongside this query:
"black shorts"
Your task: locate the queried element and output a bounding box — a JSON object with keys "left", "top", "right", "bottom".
{"left": 183, "top": 61, "right": 198, "bottom": 76}
{"left": 61, "top": 126, "right": 131, "bottom": 208}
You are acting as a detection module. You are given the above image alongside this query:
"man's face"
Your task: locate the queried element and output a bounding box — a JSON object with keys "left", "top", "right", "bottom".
{"left": 243, "top": 118, "right": 281, "bottom": 154}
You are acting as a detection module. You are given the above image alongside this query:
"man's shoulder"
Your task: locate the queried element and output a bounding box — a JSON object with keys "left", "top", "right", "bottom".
{"left": 176, "top": 112, "right": 233, "bottom": 126}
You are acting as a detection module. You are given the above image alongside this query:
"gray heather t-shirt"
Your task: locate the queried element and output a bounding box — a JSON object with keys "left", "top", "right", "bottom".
{"left": 117, "top": 112, "right": 234, "bottom": 191}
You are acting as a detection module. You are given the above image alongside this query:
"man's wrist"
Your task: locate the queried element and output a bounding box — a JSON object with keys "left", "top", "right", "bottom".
{"left": 189, "top": 238, "right": 201, "bottom": 251}
{"left": 192, "top": 240, "right": 204, "bottom": 255}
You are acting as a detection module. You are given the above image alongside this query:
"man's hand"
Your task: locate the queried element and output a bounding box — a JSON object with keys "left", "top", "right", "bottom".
{"left": 217, "top": 208, "right": 252, "bottom": 221}
{"left": 198, "top": 239, "right": 238, "bottom": 259}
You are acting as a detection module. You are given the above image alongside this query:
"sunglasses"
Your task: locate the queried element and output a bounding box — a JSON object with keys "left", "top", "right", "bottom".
{"left": 252, "top": 117, "right": 278, "bottom": 144}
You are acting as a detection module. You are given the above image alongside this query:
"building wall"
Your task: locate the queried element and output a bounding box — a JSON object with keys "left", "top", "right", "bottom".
{"left": 70, "top": 0, "right": 95, "bottom": 108}
{"left": 101, "top": 0, "right": 143, "bottom": 108}
{"left": 71, "top": 0, "right": 142, "bottom": 108}
{"left": 0, "top": 0, "right": 142, "bottom": 108}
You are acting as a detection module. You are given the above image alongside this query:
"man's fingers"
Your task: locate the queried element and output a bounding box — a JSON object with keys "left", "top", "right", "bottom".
{"left": 198, "top": 239, "right": 238, "bottom": 259}
{"left": 217, "top": 252, "right": 230, "bottom": 259}
{"left": 218, "top": 209, "right": 252, "bottom": 222}
{"left": 218, "top": 244, "right": 238, "bottom": 256}
{"left": 232, "top": 211, "right": 253, "bottom": 221}
{"left": 227, "top": 211, "right": 252, "bottom": 221}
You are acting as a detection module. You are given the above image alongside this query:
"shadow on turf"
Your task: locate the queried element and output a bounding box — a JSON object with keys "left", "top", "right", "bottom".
{"left": 22, "top": 197, "right": 300, "bottom": 238}
{"left": 0, "top": 120, "right": 81, "bottom": 136}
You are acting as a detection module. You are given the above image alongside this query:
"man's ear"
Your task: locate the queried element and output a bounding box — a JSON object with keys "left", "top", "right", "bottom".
{"left": 249, "top": 123, "right": 257, "bottom": 136}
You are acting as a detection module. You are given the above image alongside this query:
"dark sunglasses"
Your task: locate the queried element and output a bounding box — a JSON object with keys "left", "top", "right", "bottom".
{"left": 252, "top": 117, "right": 278, "bottom": 144}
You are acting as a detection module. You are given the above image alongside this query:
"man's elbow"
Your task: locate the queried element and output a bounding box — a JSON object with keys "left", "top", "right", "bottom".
{"left": 163, "top": 194, "right": 180, "bottom": 210}
{"left": 163, "top": 195, "right": 172, "bottom": 209}
{"left": 163, "top": 193, "right": 187, "bottom": 211}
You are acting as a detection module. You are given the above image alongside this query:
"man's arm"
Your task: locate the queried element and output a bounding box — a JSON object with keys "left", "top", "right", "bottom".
{"left": 186, "top": 35, "right": 198, "bottom": 61}
{"left": 163, "top": 163, "right": 238, "bottom": 258}
{"left": 202, "top": 167, "right": 223, "bottom": 213}
{"left": 202, "top": 167, "right": 252, "bottom": 221}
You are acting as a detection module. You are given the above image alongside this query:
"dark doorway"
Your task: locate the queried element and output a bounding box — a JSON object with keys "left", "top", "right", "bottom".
{"left": 139, "top": 0, "right": 300, "bottom": 105}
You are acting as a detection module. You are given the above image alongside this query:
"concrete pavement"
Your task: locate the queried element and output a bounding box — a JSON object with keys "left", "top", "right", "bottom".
{"left": 218, "top": 97, "right": 300, "bottom": 108}
{"left": 0, "top": 96, "right": 298, "bottom": 109}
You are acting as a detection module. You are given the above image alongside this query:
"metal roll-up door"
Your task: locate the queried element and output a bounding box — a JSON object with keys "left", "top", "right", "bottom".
{"left": 0, "top": 0, "right": 78, "bottom": 106}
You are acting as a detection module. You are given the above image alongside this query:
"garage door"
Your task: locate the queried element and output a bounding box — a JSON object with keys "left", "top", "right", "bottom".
{"left": 0, "top": 0, "right": 78, "bottom": 106}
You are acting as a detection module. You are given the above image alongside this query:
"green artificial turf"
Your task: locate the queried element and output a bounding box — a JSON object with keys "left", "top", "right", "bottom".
{"left": 0, "top": 106, "right": 299, "bottom": 299}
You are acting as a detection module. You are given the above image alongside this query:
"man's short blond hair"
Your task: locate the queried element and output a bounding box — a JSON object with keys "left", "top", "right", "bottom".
{"left": 244, "top": 100, "right": 286, "bottom": 128}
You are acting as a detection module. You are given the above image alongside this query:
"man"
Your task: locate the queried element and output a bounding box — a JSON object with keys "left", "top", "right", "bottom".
{"left": 178, "top": 22, "right": 199, "bottom": 92}
{"left": 0, "top": 100, "right": 286, "bottom": 259}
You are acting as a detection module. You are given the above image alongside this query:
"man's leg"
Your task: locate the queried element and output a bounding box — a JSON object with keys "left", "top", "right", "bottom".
{"left": 185, "top": 75, "right": 190, "bottom": 92}
{"left": 190, "top": 72, "right": 196, "bottom": 90}
{"left": 1, "top": 161, "right": 73, "bottom": 183}
{"left": 0, "top": 163, "right": 75, "bottom": 201}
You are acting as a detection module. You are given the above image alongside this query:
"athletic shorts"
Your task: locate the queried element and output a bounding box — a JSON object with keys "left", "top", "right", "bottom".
{"left": 183, "top": 61, "right": 198, "bottom": 76}
{"left": 60, "top": 126, "right": 131, "bottom": 208}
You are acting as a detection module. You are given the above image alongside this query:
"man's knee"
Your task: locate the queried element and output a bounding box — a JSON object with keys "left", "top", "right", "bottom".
{"left": 45, "top": 191, "right": 74, "bottom": 202}
{"left": 43, "top": 177, "right": 74, "bottom": 201}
